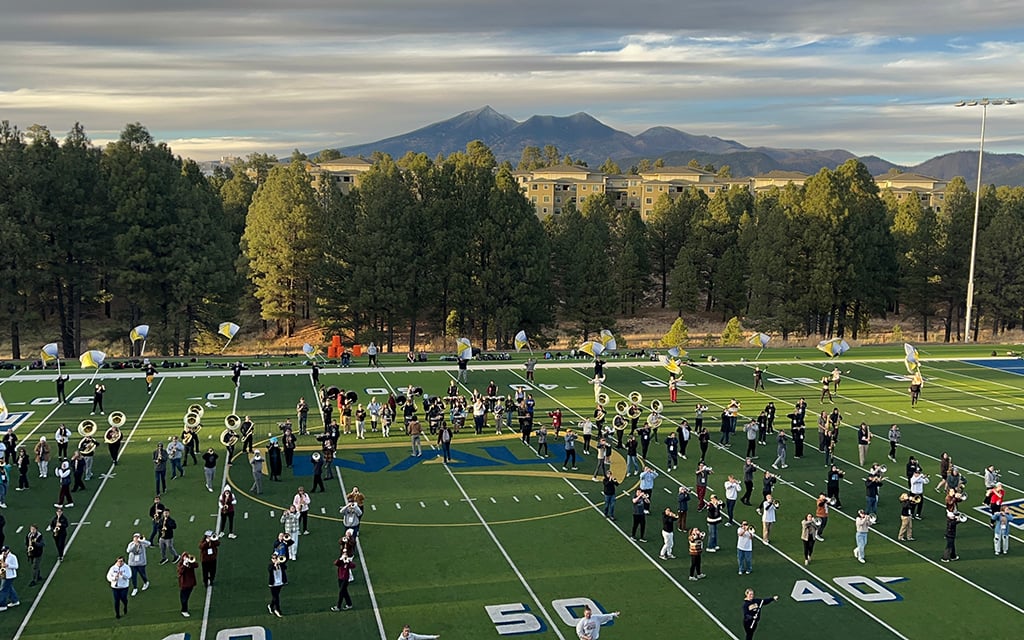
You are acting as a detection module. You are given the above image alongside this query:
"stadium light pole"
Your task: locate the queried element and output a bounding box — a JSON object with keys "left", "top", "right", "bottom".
{"left": 954, "top": 98, "right": 1015, "bottom": 342}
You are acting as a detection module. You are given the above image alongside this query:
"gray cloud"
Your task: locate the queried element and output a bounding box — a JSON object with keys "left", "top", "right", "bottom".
{"left": 2, "top": 0, "right": 1022, "bottom": 163}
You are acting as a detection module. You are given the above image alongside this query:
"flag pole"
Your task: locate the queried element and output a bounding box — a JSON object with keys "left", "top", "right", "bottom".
{"left": 221, "top": 337, "right": 233, "bottom": 354}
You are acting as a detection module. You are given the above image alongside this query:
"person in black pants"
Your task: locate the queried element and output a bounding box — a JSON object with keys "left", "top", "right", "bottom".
{"left": 742, "top": 589, "right": 779, "bottom": 639}
{"left": 741, "top": 459, "right": 757, "bottom": 505}
{"left": 631, "top": 489, "right": 649, "bottom": 542}
{"left": 561, "top": 430, "right": 577, "bottom": 471}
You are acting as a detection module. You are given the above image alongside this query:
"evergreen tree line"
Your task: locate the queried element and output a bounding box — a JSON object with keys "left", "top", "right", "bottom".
{"left": 2, "top": 123, "right": 1022, "bottom": 358}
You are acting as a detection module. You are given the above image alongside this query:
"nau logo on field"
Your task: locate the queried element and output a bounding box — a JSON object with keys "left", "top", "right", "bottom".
{"left": 292, "top": 445, "right": 552, "bottom": 475}
{"left": 975, "top": 498, "right": 1024, "bottom": 529}
{"left": 0, "top": 411, "right": 32, "bottom": 435}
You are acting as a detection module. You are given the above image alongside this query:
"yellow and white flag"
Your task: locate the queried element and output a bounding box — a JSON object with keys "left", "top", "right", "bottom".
{"left": 41, "top": 342, "right": 59, "bottom": 365}
{"left": 218, "top": 322, "right": 240, "bottom": 340}
{"left": 79, "top": 350, "right": 106, "bottom": 369}
{"left": 578, "top": 340, "right": 605, "bottom": 358}
{"left": 130, "top": 325, "right": 149, "bottom": 343}
{"left": 598, "top": 329, "right": 617, "bottom": 352}
{"left": 456, "top": 337, "right": 473, "bottom": 360}
{"left": 514, "top": 330, "right": 530, "bottom": 352}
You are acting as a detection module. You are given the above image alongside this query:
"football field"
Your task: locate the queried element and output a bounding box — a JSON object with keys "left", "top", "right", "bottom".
{"left": 0, "top": 345, "right": 1021, "bottom": 640}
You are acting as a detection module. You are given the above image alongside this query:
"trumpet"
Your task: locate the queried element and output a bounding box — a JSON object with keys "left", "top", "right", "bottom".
{"left": 650, "top": 399, "right": 663, "bottom": 413}
{"left": 866, "top": 514, "right": 878, "bottom": 525}
{"left": 810, "top": 516, "right": 822, "bottom": 527}
{"left": 108, "top": 411, "right": 127, "bottom": 428}
{"left": 219, "top": 429, "right": 239, "bottom": 448}
{"left": 182, "top": 430, "right": 194, "bottom": 446}
{"left": 949, "top": 511, "right": 969, "bottom": 523}
{"left": 311, "top": 451, "right": 322, "bottom": 462}
{"left": 283, "top": 532, "right": 293, "bottom": 543}
{"left": 597, "top": 392, "right": 609, "bottom": 407}
{"left": 953, "top": 489, "right": 968, "bottom": 502}
{"left": 614, "top": 400, "right": 628, "bottom": 416}
{"left": 628, "top": 391, "right": 643, "bottom": 405}
{"left": 877, "top": 465, "right": 888, "bottom": 475}
{"left": 224, "top": 414, "right": 241, "bottom": 432}
{"left": 180, "top": 552, "right": 197, "bottom": 567}
{"left": 78, "top": 419, "right": 98, "bottom": 438}
{"left": 271, "top": 554, "right": 286, "bottom": 566}
{"left": 772, "top": 499, "right": 781, "bottom": 509}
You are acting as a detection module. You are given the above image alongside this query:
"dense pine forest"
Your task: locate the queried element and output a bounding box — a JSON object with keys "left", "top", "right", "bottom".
{"left": 2, "top": 122, "right": 1022, "bottom": 359}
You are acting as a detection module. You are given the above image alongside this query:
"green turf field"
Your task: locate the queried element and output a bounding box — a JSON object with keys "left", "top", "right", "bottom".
{"left": 0, "top": 344, "right": 1021, "bottom": 640}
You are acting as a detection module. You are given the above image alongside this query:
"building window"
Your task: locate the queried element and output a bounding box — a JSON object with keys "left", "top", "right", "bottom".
{"left": 645, "top": 198, "right": 652, "bottom": 204}
{"left": 646, "top": 186, "right": 653, "bottom": 192}
{"left": 532, "top": 184, "right": 538, "bottom": 190}
{"left": 544, "top": 196, "right": 550, "bottom": 202}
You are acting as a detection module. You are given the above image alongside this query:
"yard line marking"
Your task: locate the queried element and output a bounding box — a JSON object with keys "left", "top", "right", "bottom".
{"left": 512, "top": 496, "right": 520, "bottom": 503}
{"left": 557, "top": 493, "right": 565, "bottom": 500}
{"left": 419, "top": 501, "right": 426, "bottom": 508}
{"left": 804, "top": 481, "right": 815, "bottom": 486}
{"left": 133, "top": 518, "right": 139, "bottom": 526}
{"left": 441, "top": 463, "right": 568, "bottom": 640}
{"left": 534, "top": 495, "right": 542, "bottom": 501}
{"left": 842, "top": 479, "right": 853, "bottom": 485}
{"left": 371, "top": 504, "right": 377, "bottom": 511}
{"left": 334, "top": 467, "right": 386, "bottom": 640}
{"left": 14, "top": 376, "right": 166, "bottom": 640}
{"left": 105, "top": 520, "right": 111, "bottom": 527}
{"left": 320, "top": 507, "right": 327, "bottom": 514}
{"left": 1009, "top": 470, "right": 1020, "bottom": 476}
{"left": 490, "top": 497, "right": 497, "bottom": 504}
{"left": 189, "top": 515, "right": 196, "bottom": 522}
{"left": 244, "top": 512, "right": 249, "bottom": 519}
{"left": 443, "top": 500, "right": 449, "bottom": 507}
{"left": 395, "top": 502, "right": 402, "bottom": 510}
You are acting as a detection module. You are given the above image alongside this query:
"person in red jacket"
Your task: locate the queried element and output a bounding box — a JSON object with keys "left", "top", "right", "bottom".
{"left": 331, "top": 554, "right": 356, "bottom": 611}
{"left": 177, "top": 553, "right": 197, "bottom": 618}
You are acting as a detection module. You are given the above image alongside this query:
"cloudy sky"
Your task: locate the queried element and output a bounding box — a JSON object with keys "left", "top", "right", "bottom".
{"left": 3, "top": 0, "right": 1022, "bottom": 164}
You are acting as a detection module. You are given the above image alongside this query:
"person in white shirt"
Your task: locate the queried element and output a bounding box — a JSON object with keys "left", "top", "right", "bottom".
{"left": 736, "top": 521, "right": 754, "bottom": 574}
{"left": 0, "top": 547, "right": 20, "bottom": 610}
{"left": 396, "top": 624, "right": 439, "bottom": 640}
{"left": 125, "top": 533, "right": 152, "bottom": 596}
{"left": 576, "top": 605, "right": 620, "bottom": 640}
{"left": 280, "top": 506, "right": 301, "bottom": 560}
{"left": 723, "top": 475, "right": 742, "bottom": 526}
{"left": 758, "top": 495, "right": 778, "bottom": 544}
{"left": 107, "top": 555, "right": 132, "bottom": 618}
{"left": 292, "top": 487, "right": 311, "bottom": 535}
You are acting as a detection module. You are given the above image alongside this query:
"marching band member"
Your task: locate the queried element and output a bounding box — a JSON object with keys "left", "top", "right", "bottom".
{"left": 199, "top": 531, "right": 221, "bottom": 586}
{"left": 219, "top": 488, "right": 237, "bottom": 538}
{"left": 153, "top": 443, "right": 168, "bottom": 494}
{"left": 250, "top": 449, "right": 265, "bottom": 495}
{"left": 267, "top": 439, "right": 283, "bottom": 482}
{"left": 800, "top": 514, "right": 819, "bottom": 565}
{"left": 177, "top": 552, "right": 197, "bottom": 617}
{"left": 367, "top": 397, "right": 382, "bottom": 434}
{"left": 158, "top": 508, "right": 179, "bottom": 565}
{"left": 897, "top": 493, "right": 916, "bottom": 541}
{"left": 705, "top": 495, "right": 723, "bottom": 551}
{"left": 34, "top": 436, "right": 51, "bottom": 479}
{"left": 992, "top": 506, "right": 1014, "bottom": 555}
{"left": 106, "top": 555, "right": 130, "bottom": 618}
{"left": 562, "top": 429, "right": 578, "bottom": 471}
{"left": 687, "top": 528, "right": 705, "bottom": 581}
{"left": 55, "top": 374, "right": 70, "bottom": 404}
{"left": 280, "top": 506, "right": 300, "bottom": 560}
{"left": 909, "top": 467, "right": 929, "bottom": 520}
{"left": 91, "top": 383, "right": 106, "bottom": 415}
{"left": 54, "top": 424, "right": 71, "bottom": 460}
{"left": 741, "top": 589, "right": 779, "bottom": 640}
{"left": 167, "top": 436, "right": 185, "bottom": 480}
{"left": 16, "top": 447, "right": 29, "bottom": 491}
{"left": 941, "top": 510, "right": 960, "bottom": 562}
{"left": 55, "top": 460, "right": 73, "bottom": 508}
{"left": 148, "top": 495, "right": 167, "bottom": 544}
{"left": 887, "top": 424, "right": 901, "bottom": 462}
{"left": 105, "top": 425, "right": 123, "bottom": 465}
{"left": 987, "top": 483, "right": 1006, "bottom": 514}
{"left": 202, "top": 447, "right": 218, "bottom": 492}
{"left": 332, "top": 553, "right": 356, "bottom": 611}
{"left": 340, "top": 498, "right": 363, "bottom": 538}
{"left": 355, "top": 405, "right": 367, "bottom": 439}
{"left": 741, "top": 458, "right": 757, "bottom": 506}
{"left": 25, "top": 525, "right": 45, "bottom": 586}
{"left": 758, "top": 494, "right": 777, "bottom": 545}
{"left": 78, "top": 433, "right": 97, "bottom": 480}
{"left": 660, "top": 508, "right": 681, "bottom": 560}
{"left": 724, "top": 475, "right": 741, "bottom": 525}
{"left": 575, "top": 605, "right": 620, "bottom": 640}
{"left": 736, "top": 520, "right": 754, "bottom": 574}
{"left": 695, "top": 462, "right": 712, "bottom": 511}
{"left": 126, "top": 532, "right": 151, "bottom": 596}
{"left": 854, "top": 510, "right": 873, "bottom": 563}
{"left": 826, "top": 465, "right": 844, "bottom": 509}
{"left": 296, "top": 396, "right": 309, "bottom": 436}
{"left": 814, "top": 494, "right": 829, "bottom": 540}
{"left": 49, "top": 507, "right": 69, "bottom": 561}
{"left": 397, "top": 624, "right": 440, "bottom": 640}
{"left": 240, "top": 416, "right": 255, "bottom": 455}
{"left": 292, "top": 487, "right": 311, "bottom": 535}
{"left": 281, "top": 427, "right": 296, "bottom": 468}
{"left": 267, "top": 552, "right": 287, "bottom": 617}
{"left": 144, "top": 362, "right": 157, "bottom": 393}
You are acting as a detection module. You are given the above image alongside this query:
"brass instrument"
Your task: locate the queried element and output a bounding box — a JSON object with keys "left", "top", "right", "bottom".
{"left": 627, "top": 404, "right": 643, "bottom": 420}
{"left": 596, "top": 392, "right": 609, "bottom": 407}
{"left": 184, "top": 412, "right": 202, "bottom": 429}
{"left": 78, "top": 419, "right": 98, "bottom": 438}
{"left": 811, "top": 516, "right": 822, "bottom": 527}
{"left": 108, "top": 411, "right": 127, "bottom": 428}
{"left": 612, "top": 415, "right": 627, "bottom": 430}
{"left": 161, "top": 512, "right": 169, "bottom": 534}
{"left": 772, "top": 499, "right": 781, "bottom": 509}
{"left": 180, "top": 552, "right": 196, "bottom": 567}
{"left": 224, "top": 414, "right": 241, "bottom": 432}
{"left": 346, "top": 390, "right": 360, "bottom": 403}
{"left": 104, "top": 427, "right": 122, "bottom": 444}
{"left": 311, "top": 451, "right": 322, "bottom": 462}
{"left": 80, "top": 437, "right": 97, "bottom": 455}
{"left": 950, "top": 511, "right": 968, "bottom": 523}
{"left": 646, "top": 412, "right": 663, "bottom": 429}
{"left": 271, "top": 554, "right": 286, "bottom": 566}
{"left": 650, "top": 399, "right": 664, "bottom": 413}
{"left": 187, "top": 404, "right": 205, "bottom": 419}
{"left": 614, "top": 400, "right": 629, "bottom": 416}
{"left": 866, "top": 514, "right": 878, "bottom": 525}
{"left": 953, "top": 489, "right": 968, "bottom": 502}
{"left": 182, "top": 429, "right": 194, "bottom": 446}
{"left": 877, "top": 465, "right": 888, "bottom": 475}
{"left": 283, "top": 532, "right": 292, "bottom": 543}
{"left": 910, "top": 495, "right": 922, "bottom": 504}
{"left": 219, "top": 429, "right": 239, "bottom": 448}
{"left": 628, "top": 391, "right": 643, "bottom": 405}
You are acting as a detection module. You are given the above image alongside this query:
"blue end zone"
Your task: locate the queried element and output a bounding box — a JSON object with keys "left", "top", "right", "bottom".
{"left": 964, "top": 359, "right": 1024, "bottom": 376}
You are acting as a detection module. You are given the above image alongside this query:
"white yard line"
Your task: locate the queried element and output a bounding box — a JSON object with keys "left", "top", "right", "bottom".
{"left": 441, "top": 462, "right": 568, "bottom": 640}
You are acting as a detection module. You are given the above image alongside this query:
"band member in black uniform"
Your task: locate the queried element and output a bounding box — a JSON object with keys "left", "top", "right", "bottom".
{"left": 231, "top": 361, "right": 243, "bottom": 387}
{"left": 182, "top": 426, "right": 199, "bottom": 467}
{"left": 2, "top": 430, "right": 17, "bottom": 465}
{"left": 79, "top": 434, "right": 97, "bottom": 481}
{"left": 91, "top": 383, "right": 106, "bottom": 415}
{"left": 26, "top": 524, "right": 46, "bottom": 585}
{"left": 267, "top": 438, "right": 283, "bottom": 482}
{"left": 105, "top": 425, "right": 123, "bottom": 465}
{"left": 56, "top": 374, "right": 70, "bottom": 404}
{"left": 485, "top": 380, "right": 498, "bottom": 412}
{"left": 144, "top": 362, "right": 157, "bottom": 393}
{"left": 282, "top": 427, "right": 297, "bottom": 468}
{"left": 49, "top": 506, "right": 69, "bottom": 561}
{"left": 742, "top": 589, "right": 779, "bottom": 640}
{"left": 240, "top": 416, "right": 255, "bottom": 455}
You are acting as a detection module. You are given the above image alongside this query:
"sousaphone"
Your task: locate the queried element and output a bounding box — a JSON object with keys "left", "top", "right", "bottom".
{"left": 224, "top": 414, "right": 241, "bottom": 432}
{"left": 219, "top": 428, "right": 239, "bottom": 447}
{"left": 78, "top": 419, "right": 98, "bottom": 437}
{"left": 108, "top": 411, "right": 127, "bottom": 428}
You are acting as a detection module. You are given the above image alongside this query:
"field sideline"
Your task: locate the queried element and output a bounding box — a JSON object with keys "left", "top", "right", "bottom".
{"left": 0, "top": 346, "right": 1021, "bottom": 639}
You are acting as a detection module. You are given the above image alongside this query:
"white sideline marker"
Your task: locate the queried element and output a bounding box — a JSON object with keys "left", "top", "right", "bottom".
{"left": 419, "top": 501, "right": 426, "bottom": 508}
{"left": 371, "top": 504, "right": 377, "bottom": 511}
{"left": 534, "top": 495, "right": 542, "bottom": 501}
{"left": 105, "top": 520, "right": 111, "bottom": 528}
{"left": 443, "top": 500, "right": 450, "bottom": 507}
{"left": 395, "top": 503, "right": 402, "bottom": 509}
{"left": 133, "top": 519, "right": 140, "bottom": 526}
{"left": 512, "top": 496, "right": 520, "bottom": 503}
{"left": 490, "top": 497, "right": 497, "bottom": 504}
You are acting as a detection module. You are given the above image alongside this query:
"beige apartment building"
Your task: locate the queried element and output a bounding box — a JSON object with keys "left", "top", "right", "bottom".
{"left": 293, "top": 157, "right": 949, "bottom": 220}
